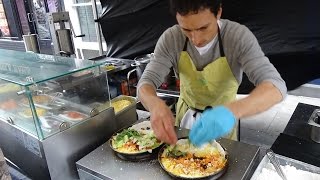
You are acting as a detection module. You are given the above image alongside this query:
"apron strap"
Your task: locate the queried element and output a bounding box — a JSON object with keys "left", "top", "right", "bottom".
{"left": 217, "top": 26, "right": 225, "bottom": 57}
{"left": 181, "top": 97, "right": 211, "bottom": 113}
{"left": 183, "top": 38, "right": 188, "bottom": 51}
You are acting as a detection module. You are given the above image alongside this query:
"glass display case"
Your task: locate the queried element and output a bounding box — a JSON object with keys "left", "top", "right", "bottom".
{"left": 0, "top": 49, "right": 125, "bottom": 180}
{"left": 0, "top": 49, "right": 110, "bottom": 140}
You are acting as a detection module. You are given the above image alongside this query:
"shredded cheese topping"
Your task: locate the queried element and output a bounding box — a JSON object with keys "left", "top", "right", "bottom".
{"left": 160, "top": 139, "right": 227, "bottom": 178}
{"left": 111, "top": 99, "right": 132, "bottom": 113}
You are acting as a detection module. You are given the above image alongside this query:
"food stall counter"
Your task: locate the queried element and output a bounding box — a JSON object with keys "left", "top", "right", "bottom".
{"left": 76, "top": 136, "right": 260, "bottom": 180}
{"left": 271, "top": 103, "right": 320, "bottom": 167}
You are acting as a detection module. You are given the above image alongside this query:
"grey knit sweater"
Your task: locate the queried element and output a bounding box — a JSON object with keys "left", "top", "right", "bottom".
{"left": 138, "top": 19, "right": 287, "bottom": 98}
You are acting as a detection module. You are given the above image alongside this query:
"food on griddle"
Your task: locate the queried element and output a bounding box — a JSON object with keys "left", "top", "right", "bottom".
{"left": 0, "top": 99, "right": 18, "bottom": 110}
{"left": 21, "top": 108, "right": 46, "bottom": 118}
{"left": 111, "top": 99, "right": 132, "bottom": 113}
{"left": 111, "top": 121, "right": 162, "bottom": 154}
{"left": 22, "top": 95, "right": 52, "bottom": 105}
{"left": 160, "top": 139, "right": 227, "bottom": 178}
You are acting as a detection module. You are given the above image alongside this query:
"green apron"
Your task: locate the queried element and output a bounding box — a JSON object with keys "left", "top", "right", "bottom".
{"left": 176, "top": 27, "right": 239, "bottom": 140}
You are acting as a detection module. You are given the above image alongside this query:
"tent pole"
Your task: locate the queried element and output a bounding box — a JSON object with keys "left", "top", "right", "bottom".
{"left": 91, "top": 0, "right": 103, "bottom": 56}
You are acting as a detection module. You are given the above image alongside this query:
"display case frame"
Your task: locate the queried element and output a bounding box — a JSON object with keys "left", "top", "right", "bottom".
{"left": 0, "top": 49, "right": 131, "bottom": 179}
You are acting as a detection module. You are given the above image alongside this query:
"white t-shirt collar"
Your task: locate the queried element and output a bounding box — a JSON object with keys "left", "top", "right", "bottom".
{"left": 195, "top": 20, "right": 222, "bottom": 56}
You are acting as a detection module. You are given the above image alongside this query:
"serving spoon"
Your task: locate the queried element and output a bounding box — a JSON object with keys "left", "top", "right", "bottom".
{"left": 266, "top": 149, "right": 288, "bottom": 180}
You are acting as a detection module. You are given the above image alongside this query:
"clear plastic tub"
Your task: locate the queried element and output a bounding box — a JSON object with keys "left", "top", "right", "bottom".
{"left": 251, "top": 153, "right": 320, "bottom": 180}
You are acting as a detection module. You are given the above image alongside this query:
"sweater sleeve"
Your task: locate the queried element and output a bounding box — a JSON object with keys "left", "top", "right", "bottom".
{"left": 228, "top": 24, "right": 287, "bottom": 98}
{"left": 137, "top": 26, "right": 182, "bottom": 92}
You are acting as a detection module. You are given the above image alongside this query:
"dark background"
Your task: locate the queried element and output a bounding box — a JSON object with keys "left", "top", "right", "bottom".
{"left": 99, "top": 0, "right": 320, "bottom": 93}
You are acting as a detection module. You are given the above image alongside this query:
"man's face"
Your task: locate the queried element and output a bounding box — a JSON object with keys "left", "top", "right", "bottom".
{"left": 176, "top": 8, "right": 220, "bottom": 48}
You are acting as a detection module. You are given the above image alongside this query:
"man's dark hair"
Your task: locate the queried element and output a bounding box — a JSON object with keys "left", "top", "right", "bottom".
{"left": 169, "top": 0, "right": 222, "bottom": 16}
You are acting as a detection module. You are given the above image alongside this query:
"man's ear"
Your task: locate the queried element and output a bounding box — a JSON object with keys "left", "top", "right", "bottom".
{"left": 217, "top": 7, "right": 222, "bottom": 20}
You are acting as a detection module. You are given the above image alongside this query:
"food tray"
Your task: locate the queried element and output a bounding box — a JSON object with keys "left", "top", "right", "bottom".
{"left": 40, "top": 116, "right": 65, "bottom": 130}
{"left": 110, "top": 95, "right": 136, "bottom": 114}
{"left": 251, "top": 153, "right": 320, "bottom": 180}
{"left": 0, "top": 83, "right": 21, "bottom": 94}
{"left": 19, "top": 107, "right": 47, "bottom": 119}
{"left": 21, "top": 94, "right": 53, "bottom": 106}
{"left": 52, "top": 96, "right": 92, "bottom": 114}
{"left": 58, "top": 111, "right": 89, "bottom": 122}
{"left": 0, "top": 99, "right": 18, "bottom": 111}
{"left": 110, "top": 95, "right": 137, "bottom": 130}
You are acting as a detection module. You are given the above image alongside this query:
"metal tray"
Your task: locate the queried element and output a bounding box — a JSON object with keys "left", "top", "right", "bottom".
{"left": 17, "top": 93, "right": 92, "bottom": 125}
{"left": 0, "top": 83, "right": 21, "bottom": 95}
{"left": 0, "top": 99, "right": 19, "bottom": 111}
{"left": 251, "top": 153, "right": 320, "bottom": 180}
{"left": 57, "top": 111, "right": 89, "bottom": 122}
{"left": 88, "top": 95, "right": 136, "bottom": 114}
{"left": 48, "top": 95, "right": 92, "bottom": 114}
{"left": 20, "top": 94, "right": 53, "bottom": 107}
{"left": 109, "top": 95, "right": 137, "bottom": 129}
{"left": 39, "top": 116, "right": 70, "bottom": 131}
{"left": 110, "top": 95, "right": 136, "bottom": 114}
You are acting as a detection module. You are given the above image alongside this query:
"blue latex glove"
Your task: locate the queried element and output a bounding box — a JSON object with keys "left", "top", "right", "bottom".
{"left": 189, "top": 106, "right": 236, "bottom": 146}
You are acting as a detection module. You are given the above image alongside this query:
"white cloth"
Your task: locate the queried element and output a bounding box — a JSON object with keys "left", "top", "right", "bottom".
{"left": 180, "top": 109, "right": 202, "bottom": 129}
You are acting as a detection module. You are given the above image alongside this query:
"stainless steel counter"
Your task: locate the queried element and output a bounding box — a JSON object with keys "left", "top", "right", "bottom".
{"left": 76, "top": 135, "right": 260, "bottom": 180}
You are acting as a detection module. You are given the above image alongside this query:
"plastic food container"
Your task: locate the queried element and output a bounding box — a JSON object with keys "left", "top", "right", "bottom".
{"left": 251, "top": 153, "right": 320, "bottom": 180}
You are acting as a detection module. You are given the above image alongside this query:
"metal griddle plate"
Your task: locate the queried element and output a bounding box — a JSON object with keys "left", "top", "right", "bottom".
{"left": 158, "top": 135, "right": 228, "bottom": 180}
{"left": 175, "top": 126, "right": 190, "bottom": 139}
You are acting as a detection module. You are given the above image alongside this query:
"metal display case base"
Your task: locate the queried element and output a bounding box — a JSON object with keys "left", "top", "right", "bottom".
{"left": 0, "top": 108, "right": 117, "bottom": 180}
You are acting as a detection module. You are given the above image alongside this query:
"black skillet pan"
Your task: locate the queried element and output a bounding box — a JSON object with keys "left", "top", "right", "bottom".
{"left": 108, "top": 120, "right": 164, "bottom": 161}
{"left": 158, "top": 138, "right": 229, "bottom": 180}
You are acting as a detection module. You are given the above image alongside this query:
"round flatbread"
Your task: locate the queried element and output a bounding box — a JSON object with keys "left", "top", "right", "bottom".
{"left": 110, "top": 121, "right": 162, "bottom": 154}
{"left": 159, "top": 139, "right": 227, "bottom": 179}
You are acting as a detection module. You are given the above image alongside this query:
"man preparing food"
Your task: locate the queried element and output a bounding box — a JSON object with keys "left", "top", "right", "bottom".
{"left": 137, "top": 0, "right": 287, "bottom": 146}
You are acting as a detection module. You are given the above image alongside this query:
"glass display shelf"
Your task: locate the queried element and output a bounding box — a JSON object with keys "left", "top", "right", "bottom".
{"left": 0, "top": 49, "right": 105, "bottom": 86}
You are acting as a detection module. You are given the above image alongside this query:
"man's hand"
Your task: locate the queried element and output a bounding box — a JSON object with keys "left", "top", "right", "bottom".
{"left": 149, "top": 97, "right": 177, "bottom": 145}
{"left": 138, "top": 84, "right": 177, "bottom": 144}
{"left": 189, "top": 106, "right": 236, "bottom": 146}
